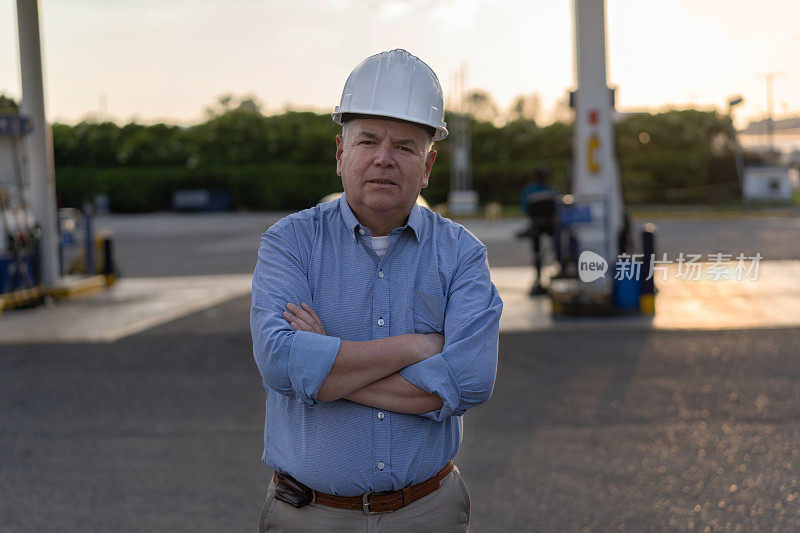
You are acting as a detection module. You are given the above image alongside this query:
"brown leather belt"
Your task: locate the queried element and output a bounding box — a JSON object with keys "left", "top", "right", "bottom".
{"left": 272, "top": 461, "right": 454, "bottom": 514}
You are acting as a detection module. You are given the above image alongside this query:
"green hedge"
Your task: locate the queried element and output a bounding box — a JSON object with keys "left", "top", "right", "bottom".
{"left": 56, "top": 151, "right": 736, "bottom": 212}
{"left": 56, "top": 163, "right": 342, "bottom": 212}
{"left": 50, "top": 105, "right": 750, "bottom": 211}
{"left": 56, "top": 160, "right": 573, "bottom": 212}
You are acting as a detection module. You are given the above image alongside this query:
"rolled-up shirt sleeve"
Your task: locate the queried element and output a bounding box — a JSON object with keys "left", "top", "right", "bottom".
{"left": 250, "top": 221, "right": 341, "bottom": 405}
{"left": 399, "top": 241, "right": 503, "bottom": 422}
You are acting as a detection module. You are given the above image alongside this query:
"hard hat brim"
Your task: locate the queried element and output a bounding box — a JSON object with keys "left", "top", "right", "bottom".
{"left": 337, "top": 113, "right": 439, "bottom": 140}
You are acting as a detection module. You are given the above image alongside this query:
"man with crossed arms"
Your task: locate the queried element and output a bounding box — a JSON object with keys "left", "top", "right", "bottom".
{"left": 251, "top": 49, "right": 503, "bottom": 532}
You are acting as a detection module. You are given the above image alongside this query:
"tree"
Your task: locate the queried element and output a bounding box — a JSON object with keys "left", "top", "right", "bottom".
{"left": 0, "top": 94, "right": 19, "bottom": 113}
{"left": 547, "top": 94, "right": 573, "bottom": 124}
{"left": 465, "top": 90, "right": 500, "bottom": 124}
{"left": 507, "top": 93, "right": 541, "bottom": 124}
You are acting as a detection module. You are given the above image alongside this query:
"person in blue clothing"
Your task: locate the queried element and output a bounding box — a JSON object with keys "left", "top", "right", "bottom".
{"left": 519, "top": 167, "right": 553, "bottom": 215}
{"left": 519, "top": 167, "right": 558, "bottom": 295}
{"left": 250, "top": 49, "right": 502, "bottom": 532}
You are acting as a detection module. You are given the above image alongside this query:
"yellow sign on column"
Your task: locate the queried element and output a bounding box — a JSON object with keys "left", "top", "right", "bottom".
{"left": 588, "top": 134, "right": 601, "bottom": 173}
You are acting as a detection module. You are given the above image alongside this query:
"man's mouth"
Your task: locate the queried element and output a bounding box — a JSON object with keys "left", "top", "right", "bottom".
{"left": 367, "top": 179, "right": 398, "bottom": 186}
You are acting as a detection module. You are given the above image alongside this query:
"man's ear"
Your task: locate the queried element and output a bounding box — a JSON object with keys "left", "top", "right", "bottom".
{"left": 422, "top": 148, "right": 437, "bottom": 188}
{"left": 335, "top": 134, "right": 344, "bottom": 177}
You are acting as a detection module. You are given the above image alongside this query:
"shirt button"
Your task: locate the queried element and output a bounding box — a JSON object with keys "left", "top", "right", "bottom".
{"left": 378, "top": 270, "right": 384, "bottom": 278}
{"left": 378, "top": 412, "right": 384, "bottom": 420}
{"left": 359, "top": 228, "right": 366, "bottom": 235}
{"left": 377, "top": 318, "right": 384, "bottom": 326}
{"left": 377, "top": 461, "right": 385, "bottom": 470}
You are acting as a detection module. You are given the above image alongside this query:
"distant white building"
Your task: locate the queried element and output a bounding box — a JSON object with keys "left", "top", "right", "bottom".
{"left": 742, "top": 166, "right": 799, "bottom": 203}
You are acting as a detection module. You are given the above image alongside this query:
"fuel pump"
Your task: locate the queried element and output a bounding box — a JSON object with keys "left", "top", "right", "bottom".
{"left": 0, "top": 113, "right": 44, "bottom": 310}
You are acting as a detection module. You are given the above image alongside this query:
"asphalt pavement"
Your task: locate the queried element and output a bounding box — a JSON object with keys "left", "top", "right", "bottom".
{"left": 2, "top": 210, "right": 800, "bottom": 532}
{"left": 88, "top": 211, "right": 800, "bottom": 276}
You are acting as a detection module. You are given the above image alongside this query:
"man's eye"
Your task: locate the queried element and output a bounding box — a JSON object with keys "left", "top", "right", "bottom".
{"left": 360, "top": 140, "right": 375, "bottom": 145}
{"left": 398, "top": 146, "right": 412, "bottom": 152}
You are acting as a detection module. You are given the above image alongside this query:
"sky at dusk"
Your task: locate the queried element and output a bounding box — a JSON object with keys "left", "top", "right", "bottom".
{"left": 1, "top": 0, "right": 798, "bottom": 128}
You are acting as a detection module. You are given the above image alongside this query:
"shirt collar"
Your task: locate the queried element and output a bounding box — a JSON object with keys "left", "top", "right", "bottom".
{"left": 338, "top": 192, "right": 361, "bottom": 236}
{"left": 405, "top": 203, "right": 423, "bottom": 242}
{"left": 338, "top": 192, "right": 423, "bottom": 243}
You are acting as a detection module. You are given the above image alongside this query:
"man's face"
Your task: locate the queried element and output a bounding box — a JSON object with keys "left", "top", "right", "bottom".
{"left": 335, "top": 118, "right": 436, "bottom": 221}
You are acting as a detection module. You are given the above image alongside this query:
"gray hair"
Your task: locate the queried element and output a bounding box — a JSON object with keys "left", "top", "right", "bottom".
{"left": 342, "top": 120, "right": 434, "bottom": 156}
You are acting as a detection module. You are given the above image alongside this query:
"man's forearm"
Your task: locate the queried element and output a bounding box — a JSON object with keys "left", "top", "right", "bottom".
{"left": 317, "top": 335, "right": 424, "bottom": 402}
{"left": 344, "top": 372, "right": 443, "bottom": 414}
{"left": 281, "top": 302, "right": 444, "bottom": 403}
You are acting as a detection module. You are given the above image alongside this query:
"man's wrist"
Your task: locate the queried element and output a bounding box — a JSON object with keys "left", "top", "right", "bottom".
{"left": 402, "top": 334, "right": 422, "bottom": 366}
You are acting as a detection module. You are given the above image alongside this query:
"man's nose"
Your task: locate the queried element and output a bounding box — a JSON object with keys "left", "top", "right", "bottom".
{"left": 373, "top": 141, "right": 395, "bottom": 167}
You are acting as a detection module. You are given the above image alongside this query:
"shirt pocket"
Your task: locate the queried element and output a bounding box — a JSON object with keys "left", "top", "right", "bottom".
{"left": 412, "top": 289, "right": 446, "bottom": 334}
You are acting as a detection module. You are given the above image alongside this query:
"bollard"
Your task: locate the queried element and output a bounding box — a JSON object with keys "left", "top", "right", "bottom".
{"left": 83, "top": 202, "right": 94, "bottom": 275}
{"left": 102, "top": 236, "right": 116, "bottom": 286}
{"left": 58, "top": 228, "right": 65, "bottom": 276}
{"left": 640, "top": 223, "right": 656, "bottom": 314}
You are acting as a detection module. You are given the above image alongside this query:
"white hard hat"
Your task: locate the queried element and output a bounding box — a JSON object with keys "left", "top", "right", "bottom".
{"left": 332, "top": 49, "right": 448, "bottom": 141}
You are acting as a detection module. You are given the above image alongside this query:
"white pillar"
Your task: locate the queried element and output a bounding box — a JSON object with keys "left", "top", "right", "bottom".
{"left": 16, "top": 0, "right": 59, "bottom": 285}
{"left": 571, "top": 0, "right": 623, "bottom": 290}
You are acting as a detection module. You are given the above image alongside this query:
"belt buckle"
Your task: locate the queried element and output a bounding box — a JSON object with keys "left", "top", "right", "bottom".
{"left": 362, "top": 492, "right": 379, "bottom": 515}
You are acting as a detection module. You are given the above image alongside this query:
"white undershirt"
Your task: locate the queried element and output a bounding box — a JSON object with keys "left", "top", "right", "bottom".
{"left": 371, "top": 236, "right": 390, "bottom": 258}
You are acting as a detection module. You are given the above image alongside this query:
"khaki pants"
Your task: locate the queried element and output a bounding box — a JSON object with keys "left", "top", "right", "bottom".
{"left": 259, "top": 466, "right": 471, "bottom": 532}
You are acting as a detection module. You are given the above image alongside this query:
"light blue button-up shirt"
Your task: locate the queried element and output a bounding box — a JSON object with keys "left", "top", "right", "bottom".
{"left": 250, "top": 194, "right": 502, "bottom": 496}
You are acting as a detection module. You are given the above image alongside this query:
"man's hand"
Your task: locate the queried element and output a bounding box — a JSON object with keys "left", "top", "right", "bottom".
{"left": 283, "top": 302, "right": 325, "bottom": 335}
